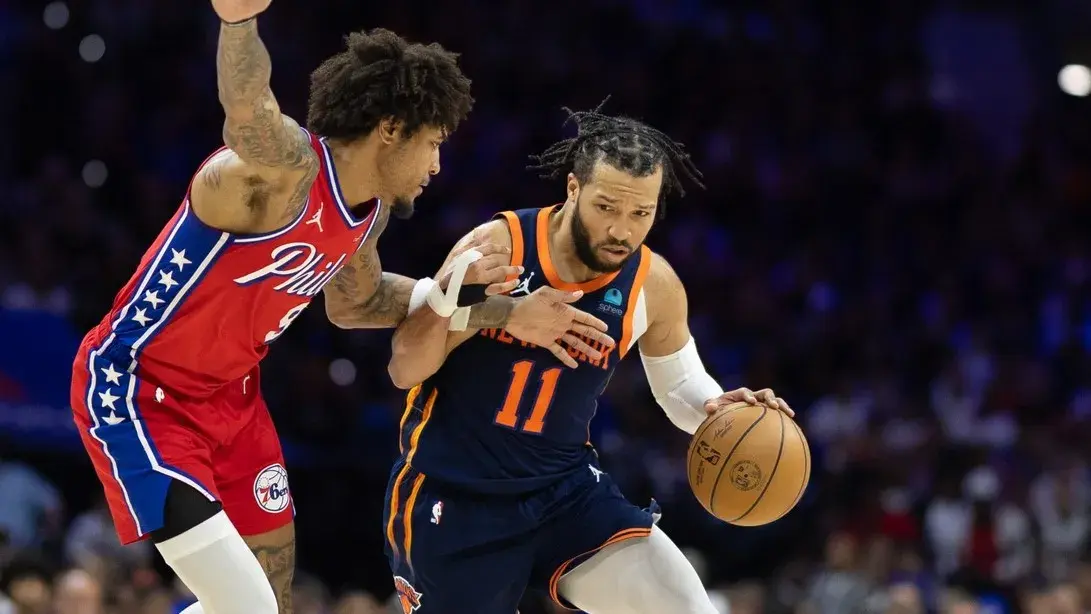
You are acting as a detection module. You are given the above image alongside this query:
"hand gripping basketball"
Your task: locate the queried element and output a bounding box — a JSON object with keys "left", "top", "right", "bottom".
{"left": 211, "top": 0, "right": 271, "bottom": 24}
{"left": 506, "top": 287, "right": 616, "bottom": 368}
{"left": 705, "top": 387, "right": 793, "bottom": 417}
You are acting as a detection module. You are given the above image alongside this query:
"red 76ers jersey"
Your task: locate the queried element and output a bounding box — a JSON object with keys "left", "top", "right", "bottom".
{"left": 82, "top": 131, "right": 378, "bottom": 398}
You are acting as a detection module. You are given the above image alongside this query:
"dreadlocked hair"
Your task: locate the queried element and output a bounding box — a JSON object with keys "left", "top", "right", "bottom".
{"left": 527, "top": 97, "right": 704, "bottom": 217}
{"left": 307, "top": 28, "right": 473, "bottom": 140}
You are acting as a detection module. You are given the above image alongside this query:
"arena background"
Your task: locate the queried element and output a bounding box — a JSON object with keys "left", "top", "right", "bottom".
{"left": 3, "top": 1, "right": 1091, "bottom": 613}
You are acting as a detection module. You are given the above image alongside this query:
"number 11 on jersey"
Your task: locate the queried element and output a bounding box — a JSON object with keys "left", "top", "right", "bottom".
{"left": 493, "top": 360, "right": 561, "bottom": 434}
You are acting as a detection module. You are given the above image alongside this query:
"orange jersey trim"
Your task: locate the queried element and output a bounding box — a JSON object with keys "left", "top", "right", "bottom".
{"left": 536, "top": 206, "right": 620, "bottom": 293}
{"left": 496, "top": 211, "right": 525, "bottom": 281}
{"left": 548, "top": 527, "right": 653, "bottom": 608}
{"left": 618, "top": 246, "right": 652, "bottom": 358}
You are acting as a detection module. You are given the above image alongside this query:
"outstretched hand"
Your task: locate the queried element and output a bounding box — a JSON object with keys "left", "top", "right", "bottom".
{"left": 211, "top": 0, "right": 271, "bottom": 23}
{"left": 506, "top": 287, "right": 616, "bottom": 368}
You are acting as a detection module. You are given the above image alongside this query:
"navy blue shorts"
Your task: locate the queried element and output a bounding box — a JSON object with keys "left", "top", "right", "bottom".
{"left": 383, "top": 460, "right": 656, "bottom": 613}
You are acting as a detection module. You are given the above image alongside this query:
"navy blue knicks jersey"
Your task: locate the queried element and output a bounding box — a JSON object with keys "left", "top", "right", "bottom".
{"left": 397, "top": 205, "right": 652, "bottom": 495}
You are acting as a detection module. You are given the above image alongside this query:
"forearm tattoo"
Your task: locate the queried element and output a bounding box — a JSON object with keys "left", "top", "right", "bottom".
{"left": 466, "top": 295, "right": 516, "bottom": 329}
{"left": 216, "top": 20, "right": 315, "bottom": 194}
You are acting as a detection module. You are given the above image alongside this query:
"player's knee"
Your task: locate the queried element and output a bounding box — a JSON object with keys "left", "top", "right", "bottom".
{"left": 152, "top": 480, "right": 223, "bottom": 543}
{"left": 155, "top": 510, "right": 278, "bottom": 614}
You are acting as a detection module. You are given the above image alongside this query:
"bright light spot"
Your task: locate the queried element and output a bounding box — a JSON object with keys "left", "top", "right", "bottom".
{"left": 43, "top": 2, "right": 69, "bottom": 29}
{"left": 79, "top": 35, "right": 106, "bottom": 63}
{"left": 329, "top": 358, "right": 356, "bottom": 386}
{"left": 1059, "top": 64, "right": 1091, "bottom": 97}
{"left": 82, "top": 160, "right": 108, "bottom": 188}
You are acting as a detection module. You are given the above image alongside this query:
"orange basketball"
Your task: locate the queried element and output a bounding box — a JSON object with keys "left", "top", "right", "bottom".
{"left": 686, "top": 402, "right": 811, "bottom": 526}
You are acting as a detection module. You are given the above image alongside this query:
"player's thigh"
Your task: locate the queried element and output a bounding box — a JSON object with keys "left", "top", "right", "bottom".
{"left": 383, "top": 461, "right": 531, "bottom": 614}
{"left": 72, "top": 351, "right": 219, "bottom": 544}
{"left": 533, "top": 465, "right": 656, "bottom": 606}
{"left": 558, "top": 525, "right": 716, "bottom": 614}
{"left": 209, "top": 392, "right": 296, "bottom": 604}
{"left": 208, "top": 392, "right": 293, "bottom": 537}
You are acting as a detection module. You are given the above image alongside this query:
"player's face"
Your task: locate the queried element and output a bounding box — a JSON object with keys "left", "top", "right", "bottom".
{"left": 378, "top": 123, "right": 446, "bottom": 219}
{"left": 567, "top": 162, "right": 661, "bottom": 273}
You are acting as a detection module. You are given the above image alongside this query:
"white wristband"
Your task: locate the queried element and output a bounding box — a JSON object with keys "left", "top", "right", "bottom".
{"left": 408, "top": 277, "right": 439, "bottom": 315}
{"left": 407, "top": 249, "right": 484, "bottom": 319}
{"left": 425, "top": 281, "right": 456, "bottom": 317}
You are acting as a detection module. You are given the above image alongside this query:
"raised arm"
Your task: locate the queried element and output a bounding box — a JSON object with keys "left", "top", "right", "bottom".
{"left": 192, "top": 1, "right": 319, "bottom": 234}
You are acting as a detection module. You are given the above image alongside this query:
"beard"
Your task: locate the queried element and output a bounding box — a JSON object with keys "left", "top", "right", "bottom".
{"left": 571, "top": 205, "right": 636, "bottom": 273}
{"left": 390, "top": 196, "right": 414, "bottom": 220}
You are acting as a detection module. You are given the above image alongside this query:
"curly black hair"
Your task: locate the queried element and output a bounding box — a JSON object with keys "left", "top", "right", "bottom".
{"left": 527, "top": 98, "right": 704, "bottom": 217}
{"left": 307, "top": 28, "right": 473, "bottom": 140}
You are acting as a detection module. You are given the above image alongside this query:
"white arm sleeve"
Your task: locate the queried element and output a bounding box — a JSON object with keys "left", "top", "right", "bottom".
{"left": 640, "top": 337, "right": 723, "bottom": 434}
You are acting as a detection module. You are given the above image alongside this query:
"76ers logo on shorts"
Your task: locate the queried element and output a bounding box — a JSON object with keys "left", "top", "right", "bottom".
{"left": 253, "top": 464, "right": 291, "bottom": 514}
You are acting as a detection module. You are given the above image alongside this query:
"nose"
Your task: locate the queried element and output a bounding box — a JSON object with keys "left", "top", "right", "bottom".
{"left": 607, "top": 224, "right": 630, "bottom": 242}
{"left": 430, "top": 150, "right": 441, "bottom": 176}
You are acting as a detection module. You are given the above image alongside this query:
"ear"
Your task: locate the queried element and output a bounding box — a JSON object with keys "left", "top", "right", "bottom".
{"left": 377, "top": 118, "right": 403, "bottom": 145}
{"left": 566, "top": 172, "right": 580, "bottom": 205}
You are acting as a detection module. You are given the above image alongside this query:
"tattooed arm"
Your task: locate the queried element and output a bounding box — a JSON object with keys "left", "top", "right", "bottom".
{"left": 190, "top": 8, "right": 319, "bottom": 235}
{"left": 324, "top": 215, "right": 518, "bottom": 332}
{"left": 385, "top": 220, "right": 519, "bottom": 388}
{"left": 323, "top": 206, "right": 416, "bottom": 329}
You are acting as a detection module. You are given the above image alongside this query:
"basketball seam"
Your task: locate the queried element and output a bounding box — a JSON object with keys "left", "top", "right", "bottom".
{"left": 729, "top": 410, "right": 786, "bottom": 524}
{"left": 687, "top": 403, "right": 744, "bottom": 505}
{"left": 707, "top": 406, "right": 767, "bottom": 518}
{"left": 772, "top": 418, "right": 810, "bottom": 522}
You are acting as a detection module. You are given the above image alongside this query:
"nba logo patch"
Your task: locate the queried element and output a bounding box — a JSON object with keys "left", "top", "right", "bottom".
{"left": 253, "top": 464, "right": 291, "bottom": 513}
{"left": 604, "top": 288, "right": 624, "bottom": 306}
{"left": 393, "top": 576, "right": 423, "bottom": 613}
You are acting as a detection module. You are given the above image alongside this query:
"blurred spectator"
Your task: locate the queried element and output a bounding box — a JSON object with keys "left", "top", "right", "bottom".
{"left": 799, "top": 531, "right": 871, "bottom": 614}
{"left": 63, "top": 497, "right": 152, "bottom": 580}
{"left": 0, "top": 457, "right": 62, "bottom": 551}
{"left": 52, "top": 568, "right": 103, "bottom": 614}
{"left": 0, "top": 556, "right": 52, "bottom": 614}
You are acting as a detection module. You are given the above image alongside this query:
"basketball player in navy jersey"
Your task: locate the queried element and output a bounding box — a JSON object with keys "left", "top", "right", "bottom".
{"left": 381, "top": 102, "right": 793, "bottom": 613}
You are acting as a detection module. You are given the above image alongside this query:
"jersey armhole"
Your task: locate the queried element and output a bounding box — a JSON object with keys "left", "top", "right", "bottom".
{"left": 619, "top": 246, "right": 653, "bottom": 357}
{"left": 494, "top": 211, "right": 525, "bottom": 278}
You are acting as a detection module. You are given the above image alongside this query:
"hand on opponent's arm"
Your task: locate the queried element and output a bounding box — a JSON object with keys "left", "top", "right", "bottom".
{"left": 387, "top": 221, "right": 615, "bottom": 389}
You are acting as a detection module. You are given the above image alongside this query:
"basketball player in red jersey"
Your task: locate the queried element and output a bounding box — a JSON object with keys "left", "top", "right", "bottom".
{"left": 69, "top": 1, "right": 612, "bottom": 613}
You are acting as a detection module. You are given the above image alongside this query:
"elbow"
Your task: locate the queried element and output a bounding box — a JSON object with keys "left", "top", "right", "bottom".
{"left": 324, "top": 296, "right": 358, "bottom": 330}
{"left": 326, "top": 309, "right": 356, "bottom": 330}
{"left": 387, "top": 358, "right": 423, "bottom": 390}
{"left": 387, "top": 337, "right": 433, "bottom": 390}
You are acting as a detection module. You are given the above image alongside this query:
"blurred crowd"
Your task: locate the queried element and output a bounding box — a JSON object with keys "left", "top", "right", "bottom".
{"left": 3, "top": 0, "right": 1091, "bottom": 612}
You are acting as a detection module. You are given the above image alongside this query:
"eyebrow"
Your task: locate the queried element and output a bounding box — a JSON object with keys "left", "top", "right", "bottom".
{"left": 595, "top": 194, "right": 656, "bottom": 209}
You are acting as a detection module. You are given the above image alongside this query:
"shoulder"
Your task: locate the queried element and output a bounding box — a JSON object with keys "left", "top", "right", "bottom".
{"left": 644, "top": 249, "right": 684, "bottom": 295}
{"left": 452, "top": 217, "right": 514, "bottom": 252}
{"left": 642, "top": 249, "right": 686, "bottom": 319}
{"left": 361, "top": 203, "right": 392, "bottom": 247}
